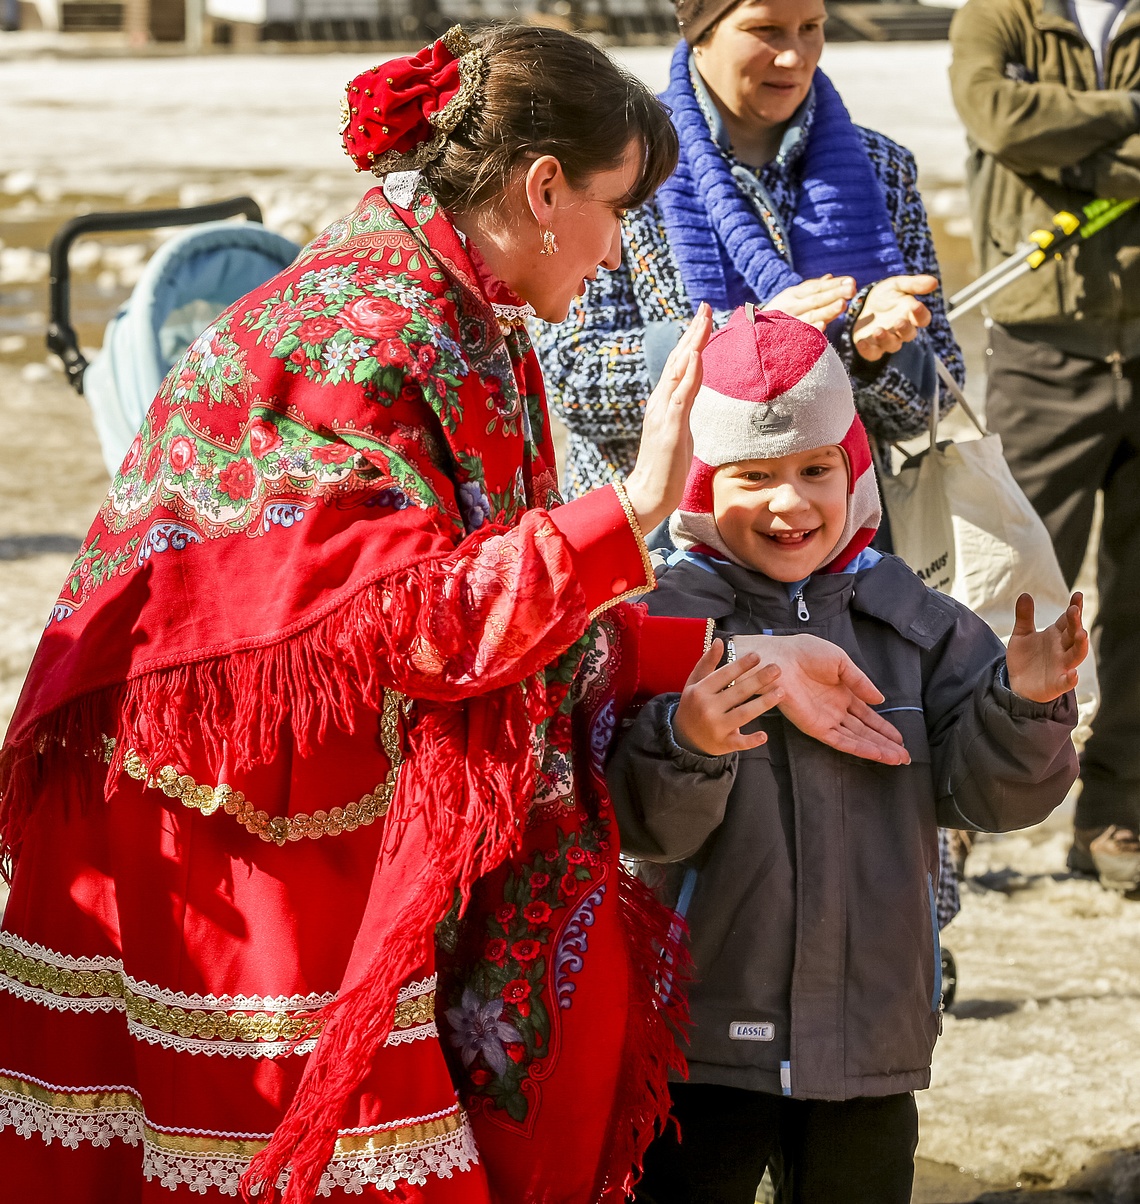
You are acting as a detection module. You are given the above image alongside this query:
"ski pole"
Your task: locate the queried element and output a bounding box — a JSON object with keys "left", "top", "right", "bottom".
{"left": 947, "top": 197, "right": 1138, "bottom": 323}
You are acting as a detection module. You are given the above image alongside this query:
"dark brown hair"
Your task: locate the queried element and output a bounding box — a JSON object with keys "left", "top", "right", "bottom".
{"left": 422, "top": 25, "right": 679, "bottom": 214}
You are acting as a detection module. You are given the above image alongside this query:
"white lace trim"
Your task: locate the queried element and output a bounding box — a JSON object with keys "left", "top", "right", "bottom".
{"left": 0, "top": 976, "right": 122, "bottom": 1014}
{"left": 142, "top": 1124, "right": 479, "bottom": 1197}
{"left": 0, "top": 930, "right": 124, "bottom": 975}
{"left": 0, "top": 1075, "right": 479, "bottom": 1196}
{"left": 125, "top": 1024, "right": 321, "bottom": 1059}
{"left": 123, "top": 974, "right": 336, "bottom": 1012}
{"left": 384, "top": 1020, "right": 437, "bottom": 1047}
{"left": 124, "top": 1020, "right": 436, "bottom": 1058}
{"left": 397, "top": 974, "right": 437, "bottom": 1002}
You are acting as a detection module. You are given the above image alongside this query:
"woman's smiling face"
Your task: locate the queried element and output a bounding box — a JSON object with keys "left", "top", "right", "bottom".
{"left": 711, "top": 445, "right": 848, "bottom": 580}
{"left": 694, "top": 0, "right": 826, "bottom": 134}
{"left": 516, "top": 141, "right": 642, "bottom": 323}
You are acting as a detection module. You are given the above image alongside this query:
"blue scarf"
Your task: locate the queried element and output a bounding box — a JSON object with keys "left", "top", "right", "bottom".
{"left": 656, "top": 42, "right": 907, "bottom": 313}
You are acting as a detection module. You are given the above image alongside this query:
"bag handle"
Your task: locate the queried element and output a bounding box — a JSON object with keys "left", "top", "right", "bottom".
{"left": 931, "top": 359, "right": 987, "bottom": 444}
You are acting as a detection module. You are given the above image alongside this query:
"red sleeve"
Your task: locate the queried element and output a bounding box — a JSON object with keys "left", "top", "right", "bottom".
{"left": 634, "top": 615, "right": 711, "bottom": 701}
{"left": 547, "top": 484, "right": 655, "bottom": 618}
{"left": 375, "top": 485, "right": 654, "bottom": 703}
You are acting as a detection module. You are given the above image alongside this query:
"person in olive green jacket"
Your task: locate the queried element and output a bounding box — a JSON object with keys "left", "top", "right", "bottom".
{"left": 950, "top": 0, "right": 1140, "bottom": 892}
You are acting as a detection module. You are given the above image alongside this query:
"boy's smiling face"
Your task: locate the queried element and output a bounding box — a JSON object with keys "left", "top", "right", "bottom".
{"left": 712, "top": 445, "right": 849, "bottom": 581}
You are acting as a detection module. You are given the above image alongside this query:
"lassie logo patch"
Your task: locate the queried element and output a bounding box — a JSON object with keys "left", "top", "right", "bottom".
{"left": 728, "top": 1021, "right": 774, "bottom": 1041}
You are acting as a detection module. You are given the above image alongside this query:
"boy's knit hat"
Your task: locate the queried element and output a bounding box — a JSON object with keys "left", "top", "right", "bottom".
{"left": 671, "top": 307, "right": 881, "bottom": 572}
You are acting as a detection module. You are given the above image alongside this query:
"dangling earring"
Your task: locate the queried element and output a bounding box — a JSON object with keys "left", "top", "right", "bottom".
{"left": 541, "top": 228, "right": 559, "bottom": 256}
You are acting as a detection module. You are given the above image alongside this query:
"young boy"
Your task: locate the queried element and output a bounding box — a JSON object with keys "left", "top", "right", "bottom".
{"left": 608, "top": 308, "right": 1087, "bottom": 1204}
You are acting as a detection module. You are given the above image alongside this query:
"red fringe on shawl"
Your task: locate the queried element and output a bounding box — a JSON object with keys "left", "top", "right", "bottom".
{"left": 595, "top": 867, "right": 692, "bottom": 1202}
{"left": 0, "top": 523, "right": 577, "bottom": 875}
{"left": 241, "top": 678, "right": 551, "bottom": 1203}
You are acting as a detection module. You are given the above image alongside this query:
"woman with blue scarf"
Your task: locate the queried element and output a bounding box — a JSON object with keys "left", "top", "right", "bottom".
{"left": 535, "top": 0, "right": 965, "bottom": 500}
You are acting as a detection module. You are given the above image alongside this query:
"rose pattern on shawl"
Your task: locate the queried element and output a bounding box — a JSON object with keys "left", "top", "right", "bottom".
{"left": 168, "top": 435, "right": 197, "bottom": 475}
{"left": 62, "top": 532, "right": 141, "bottom": 607}
{"left": 441, "top": 822, "right": 604, "bottom": 1123}
{"left": 241, "top": 263, "right": 469, "bottom": 429}
{"left": 169, "top": 315, "right": 253, "bottom": 410}
{"left": 217, "top": 457, "right": 255, "bottom": 501}
{"left": 247, "top": 418, "right": 282, "bottom": 459}
{"left": 529, "top": 621, "right": 612, "bottom": 816}
{"left": 56, "top": 401, "right": 443, "bottom": 618}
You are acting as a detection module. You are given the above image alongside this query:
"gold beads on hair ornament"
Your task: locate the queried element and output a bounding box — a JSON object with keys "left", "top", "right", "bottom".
{"left": 540, "top": 229, "right": 559, "bottom": 256}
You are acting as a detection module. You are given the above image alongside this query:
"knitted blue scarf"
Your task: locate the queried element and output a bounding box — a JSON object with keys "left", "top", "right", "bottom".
{"left": 656, "top": 41, "right": 907, "bottom": 312}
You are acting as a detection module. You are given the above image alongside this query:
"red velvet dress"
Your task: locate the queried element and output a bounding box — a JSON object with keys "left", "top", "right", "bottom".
{"left": 0, "top": 183, "right": 705, "bottom": 1202}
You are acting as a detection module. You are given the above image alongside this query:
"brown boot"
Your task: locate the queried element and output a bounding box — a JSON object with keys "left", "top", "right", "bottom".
{"left": 1069, "top": 826, "right": 1140, "bottom": 894}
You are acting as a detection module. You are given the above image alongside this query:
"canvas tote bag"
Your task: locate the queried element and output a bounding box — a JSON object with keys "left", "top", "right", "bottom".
{"left": 879, "top": 362, "right": 1098, "bottom": 747}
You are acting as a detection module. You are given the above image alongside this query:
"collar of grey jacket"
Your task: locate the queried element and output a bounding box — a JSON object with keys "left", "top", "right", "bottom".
{"left": 650, "top": 552, "right": 959, "bottom": 649}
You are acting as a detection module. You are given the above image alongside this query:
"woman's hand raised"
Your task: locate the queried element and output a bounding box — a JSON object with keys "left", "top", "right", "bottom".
{"left": 734, "top": 633, "right": 911, "bottom": 764}
{"left": 624, "top": 303, "right": 713, "bottom": 534}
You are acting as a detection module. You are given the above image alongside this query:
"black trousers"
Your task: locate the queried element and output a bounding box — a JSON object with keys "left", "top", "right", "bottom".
{"left": 986, "top": 323, "right": 1140, "bottom": 831}
{"left": 633, "top": 1083, "right": 918, "bottom": 1204}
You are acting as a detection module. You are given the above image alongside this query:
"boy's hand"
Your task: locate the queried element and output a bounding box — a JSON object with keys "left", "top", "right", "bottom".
{"left": 736, "top": 633, "right": 911, "bottom": 765}
{"left": 1006, "top": 592, "right": 1088, "bottom": 703}
{"left": 673, "top": 641, "right": 784, "bottom": 757}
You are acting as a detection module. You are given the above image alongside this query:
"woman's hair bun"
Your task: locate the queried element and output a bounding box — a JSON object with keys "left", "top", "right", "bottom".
{"left": 340, "top": 26, "right": 488, "bottom": 175}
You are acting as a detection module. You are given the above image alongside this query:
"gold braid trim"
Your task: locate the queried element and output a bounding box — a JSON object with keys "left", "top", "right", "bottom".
{"left": 103, "top": 690, "right": 411, "bottom": 848}
{"left": 1, "top": 931, "right": 434, "bottom": 1044}
{"left": 122, "top": 987, "right": 434, "bottom": 1044}
{"left": 589, "top": 481, "right": 657, "bottom": 619}
{"left": 0, "top": 942, "right": 123, "bottom": 1001}
{"left": 0, "top": 1070, "right": 465, "bottom": 1156}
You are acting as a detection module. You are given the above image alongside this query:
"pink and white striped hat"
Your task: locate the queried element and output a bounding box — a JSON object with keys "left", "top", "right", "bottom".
{"left": 670, "top": 306, "right": 881, "bottom": 572}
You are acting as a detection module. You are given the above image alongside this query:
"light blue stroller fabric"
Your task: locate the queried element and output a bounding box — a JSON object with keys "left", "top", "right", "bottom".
{"left": 83, "top": 221, "right": 300, "bottom": 476}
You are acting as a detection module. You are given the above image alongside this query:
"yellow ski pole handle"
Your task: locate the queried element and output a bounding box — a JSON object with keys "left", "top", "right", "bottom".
{"left": 948, "top": 198, "right": 1136, "bottom": 322}
{"left": 1025, "top": 210, "right": 1082, "bottom": 268}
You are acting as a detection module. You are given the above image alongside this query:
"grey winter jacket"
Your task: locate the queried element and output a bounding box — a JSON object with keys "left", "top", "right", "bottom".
{"left": 607, "top": 552, "right": 1078, "bottom": 1100}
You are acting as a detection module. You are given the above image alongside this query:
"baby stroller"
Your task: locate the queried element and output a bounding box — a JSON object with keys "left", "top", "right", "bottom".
{"left": 47, "top": 197, "right": 300, "bottom": 476}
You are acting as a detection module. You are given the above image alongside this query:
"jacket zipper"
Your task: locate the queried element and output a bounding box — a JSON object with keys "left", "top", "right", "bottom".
{"left": 794, "top": 589, "right": 810, "bottom": 622}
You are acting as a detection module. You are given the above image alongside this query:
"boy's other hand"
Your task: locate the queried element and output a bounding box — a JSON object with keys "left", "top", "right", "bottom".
{"left": 736, "top": 633, "right": 912, "bottom": 765}
{"left": 1006, "top": 592, "right": 1088, "bottom": 703}
{"left": 673, "top": 641, "right": 784, "bottom": 757}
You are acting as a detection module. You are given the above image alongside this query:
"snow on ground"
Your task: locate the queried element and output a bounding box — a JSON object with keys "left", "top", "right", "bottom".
{"left": 0, "top": 44, "right": 964, "bottom": 183}
{"left": 0, "top": 41, "right": 1136, "bottom": 1202}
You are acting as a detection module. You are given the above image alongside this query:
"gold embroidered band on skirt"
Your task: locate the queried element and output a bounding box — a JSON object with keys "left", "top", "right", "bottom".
{"left": 101, "top": 689, "right": 411, "bottom": 847}
{"left": 0, "top": 930, "right": 436, "bottom": 1057}
{"left": 0, "top": 1067, "right": 475, "bottom": 1195}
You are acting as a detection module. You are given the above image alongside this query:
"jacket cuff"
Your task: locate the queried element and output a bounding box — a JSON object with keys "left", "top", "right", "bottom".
{"left": 994, "top": 662, "right": 1078, "bottom": 724}
{"left": 636, "top": 616, "right": 712, "bottom": 700}
{"left": 548, "top": 483, "right": 654, "bottom": 619}
{"left": 663, "top": 700, "right": 737, "bottom": 775}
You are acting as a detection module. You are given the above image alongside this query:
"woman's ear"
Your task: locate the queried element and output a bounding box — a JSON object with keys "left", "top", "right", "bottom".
{"left": 523, "top": 154, "right": 565, "bottom": 230}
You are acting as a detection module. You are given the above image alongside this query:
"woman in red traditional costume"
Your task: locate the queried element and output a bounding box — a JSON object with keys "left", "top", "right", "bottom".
{"left": 0, "top": 25, "right": 910, "bottom": 1204}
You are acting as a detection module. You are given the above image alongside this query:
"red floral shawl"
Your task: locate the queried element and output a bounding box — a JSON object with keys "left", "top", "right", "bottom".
{"left": 0, "top": 184, "right": 685, "bottom": 1201}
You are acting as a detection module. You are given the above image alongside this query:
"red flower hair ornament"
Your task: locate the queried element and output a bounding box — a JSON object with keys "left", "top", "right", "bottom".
{"left": 341, "top": 25, "right": 488, "bottom": 175}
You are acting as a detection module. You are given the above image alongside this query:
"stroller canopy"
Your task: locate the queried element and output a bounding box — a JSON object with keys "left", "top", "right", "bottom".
{"left": 84, "top": 221, "right": 300, "bottom": 476}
